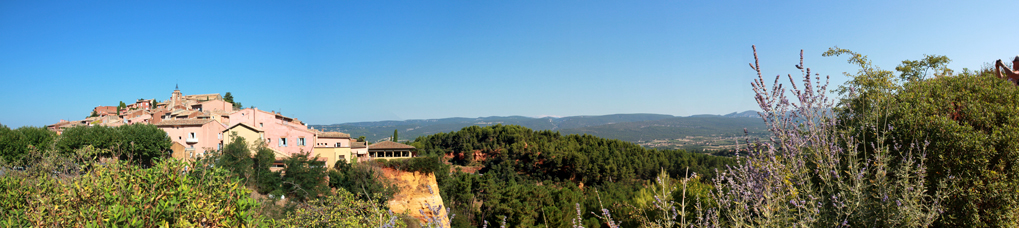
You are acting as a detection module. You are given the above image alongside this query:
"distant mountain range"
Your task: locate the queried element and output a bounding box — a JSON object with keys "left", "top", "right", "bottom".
{"left": 309, "top": 111, "right": 764, "bottom": 145}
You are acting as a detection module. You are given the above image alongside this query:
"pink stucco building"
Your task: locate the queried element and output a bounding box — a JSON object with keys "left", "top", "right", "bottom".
{"left": 156, "top": 119, "right": 227, "bottom": 158}
{"left": 191, "top": 99, "right": 234, "bottom": 112}
{"left": 314, "top": 131, "right": 351, "bottom": 148}
{"left": 228, "top": 108, "right": 315, "bottom": 156}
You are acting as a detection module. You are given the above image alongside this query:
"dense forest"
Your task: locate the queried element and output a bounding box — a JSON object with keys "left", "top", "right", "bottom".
{"left": 409, "top": 124, "right": 733, "bottom": 227}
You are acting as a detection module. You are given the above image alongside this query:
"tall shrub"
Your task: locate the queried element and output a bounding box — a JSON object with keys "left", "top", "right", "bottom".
{"left": 0, "top": 125, "right": 28, "bottom": 165}
{"left": 887, "top": 72, "right": 1019, "bottom": 227}
{"left": 253, "top": 143, "right": 280, "bottom": 194}
{"left": 218, "top": 133, "right": 253, "bottom": 184}
{"left": 702, "top": 46, "right": 944, "bottom": 227}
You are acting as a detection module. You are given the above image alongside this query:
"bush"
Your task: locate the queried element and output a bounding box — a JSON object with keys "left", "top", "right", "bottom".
{"left": 0, "top": 125, "right": 28, "bottom": 165}
{"left": 888, "top": 72, "right": 1019, "bottom": 227}
{"left": 0, "top": 156, "right": 263, "bottom": 227}
{"left": 55, "top": 124, "right": 171, "bottom": 165}
{"left": 277, "top": 187, "right": 404, "bottom": 227}
{"left": 329, "top": 160, "right": 399, "bottom": 205}
{"left": 253, "top": 144, "right": 281, "bottom": 194}
{"left": 16, "top": 126, "right": 55, "bottom": 153}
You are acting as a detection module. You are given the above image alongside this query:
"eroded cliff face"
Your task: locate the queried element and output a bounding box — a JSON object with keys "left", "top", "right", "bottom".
{"left": 380, "top": 167, "right": 449, "bottom": 227}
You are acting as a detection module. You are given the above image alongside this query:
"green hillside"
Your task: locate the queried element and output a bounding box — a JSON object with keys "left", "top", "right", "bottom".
{"left": 411, "top": 124, "right": 733, "bottom": 227}
{"left": 310, "top": 113, "right": 766, "bottom": 151}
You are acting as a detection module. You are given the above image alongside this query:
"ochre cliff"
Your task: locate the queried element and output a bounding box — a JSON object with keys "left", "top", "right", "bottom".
{"left": 380, "top": 167, "right": 450, "bottom": 227}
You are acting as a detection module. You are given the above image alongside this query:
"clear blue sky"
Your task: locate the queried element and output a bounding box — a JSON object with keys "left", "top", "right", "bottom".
{"left": 3, "top": 1, "right": 1019, "bottom": 127}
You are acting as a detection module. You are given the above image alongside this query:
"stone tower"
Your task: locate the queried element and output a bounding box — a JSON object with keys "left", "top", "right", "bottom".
{"left": 167, "top": 84, "right": 187, "bottom": 110}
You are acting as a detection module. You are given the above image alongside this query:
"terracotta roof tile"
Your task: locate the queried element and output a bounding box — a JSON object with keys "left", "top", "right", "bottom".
{"left": 225, "top": 122, "right": 264, "bottom": 132}
{"left": 318, "top": 131, "right": 350, "bottom": 138}
{"left": 154, "top": 119, "right": 215, "bottom": 126}
{"left": 368, "top": 141, "right": 415, "bottom": 150}
{"left": 351, "top": 141, "right": 367, "bottom": 148}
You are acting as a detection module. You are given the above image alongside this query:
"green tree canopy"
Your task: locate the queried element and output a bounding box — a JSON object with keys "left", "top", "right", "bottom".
{"left": 280, "top": 151, "right": 328, "bottom": 202}
{"left": 55, "top": 124, "right": 170, "bottom": 165}
{"left": 895, "top": 54, "right": 952, "bottom": 82}
{"left": 0, "top": 125, "right": 28, "bottom": 165}
{"left": 117, "top": 101, "right": 126, "bottom": 116}
{"left": 224, "top": 92, "right": 242, "bottom": 109}
{"left": 115, "top": 124, "right": 172, "bottom": 163}
{"left": 218, "top": 132, "right": 253, "bottom": 184}
{"left": 224, "top": 92, "right": 234, "bottom": 104}
{"left": 253, "top": 143, "right": 279, "bottom": 194}
{"left": 17, "top": 126, "right": 55, "bottom": 153}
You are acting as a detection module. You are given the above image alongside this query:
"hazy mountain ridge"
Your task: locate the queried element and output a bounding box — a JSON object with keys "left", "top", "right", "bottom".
{"left": 559, "top": 115, "right": 768, "bottom": 143}
{"left": 310, "top": 112, "right": 761, "bottom": 144}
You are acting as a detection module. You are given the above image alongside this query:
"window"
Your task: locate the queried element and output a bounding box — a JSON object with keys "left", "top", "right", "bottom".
{"left": 335, "top": 142, "right": 341, "bottom": 147}
{"left": 189, "top": 132, "right": 196, "bottom": 139}
{"left": 280, "top": 138, "right": 287, "bottom": 147}
{"left": 259, "top": 123, "right": 263, "bottom": 127}
{"left": 218, "top": 133, "right": 222, "bottom": 139}
{"left": 339, "top": 155, "right": 346, "bottom": 161}
{"left": 298, "top": 138, "right": 305, "bottom": 146}
{"left": 218, "top": 143, "right": 223, "bottom": 150}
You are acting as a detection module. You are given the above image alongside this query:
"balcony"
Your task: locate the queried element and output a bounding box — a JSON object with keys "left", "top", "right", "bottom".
{"left": 186, "top": 138, "right": 198, "bottom": 144}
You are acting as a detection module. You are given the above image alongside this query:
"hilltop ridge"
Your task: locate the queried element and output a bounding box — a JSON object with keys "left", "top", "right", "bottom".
{"left": 310, "top": 111, "right": 765, "bottom": 151}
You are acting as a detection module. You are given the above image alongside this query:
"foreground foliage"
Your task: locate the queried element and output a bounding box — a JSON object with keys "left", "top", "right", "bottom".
{"left": 695, "top": 47, "right": 945, "bottom": 227}
{"left": 888, "top": 72, "right": 1019, "bottom": 227}
{"left": 0, "top": 139, "right": 404, "bottom": 227}
{"left": 0, "top": 147, "right": 261, "bottom": 227}
{"left": 278, "top": 187, "right": 404, "bottom": 228}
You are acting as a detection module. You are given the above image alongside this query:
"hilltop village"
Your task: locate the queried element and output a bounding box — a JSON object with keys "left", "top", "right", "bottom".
{"left": 45, "top": 86, "right": 416, "bottom": 168}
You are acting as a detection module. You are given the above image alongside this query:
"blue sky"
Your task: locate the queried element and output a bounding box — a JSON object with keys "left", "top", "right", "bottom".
{"left": 3, "top": 1, "right": 1019, "bottom": 127}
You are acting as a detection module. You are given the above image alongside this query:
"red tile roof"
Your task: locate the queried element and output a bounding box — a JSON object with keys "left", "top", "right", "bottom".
{"left": 318, "top": 131, "right": 350, "bottom": 138}
{"left": 225, "top": 122, "right": 264, "bottom": 132}
{"left": 154, "top": 119, "right": 215, "bottom": 126}
{"left": 351, "top": 141, "right": 367, "bottom": 148}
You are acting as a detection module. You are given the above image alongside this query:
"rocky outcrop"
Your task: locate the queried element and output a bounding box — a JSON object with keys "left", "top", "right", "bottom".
{"left": 380, "top": 167, "right": 450, "bottom": 227}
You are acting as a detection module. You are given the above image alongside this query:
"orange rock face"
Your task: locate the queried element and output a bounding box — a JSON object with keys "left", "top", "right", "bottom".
{"left": 380, "top": 167, "right": 450, "bottom": 227}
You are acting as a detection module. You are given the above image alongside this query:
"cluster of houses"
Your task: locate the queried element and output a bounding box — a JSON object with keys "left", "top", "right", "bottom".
{"left": 47, "top": 86, "right": 415, "bottom": 168}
